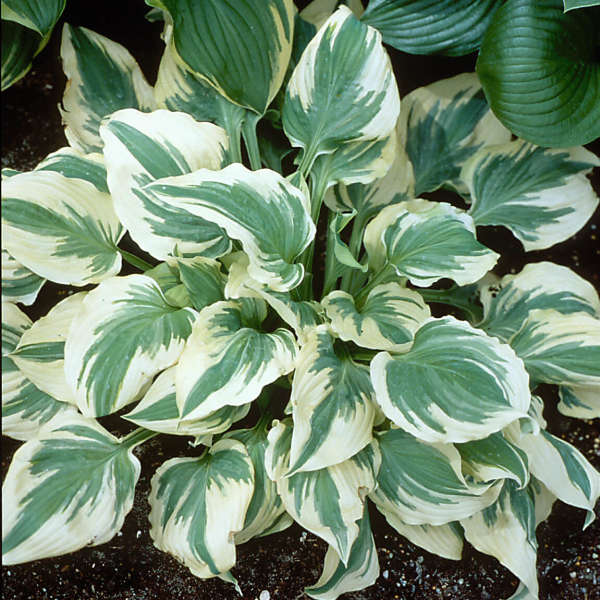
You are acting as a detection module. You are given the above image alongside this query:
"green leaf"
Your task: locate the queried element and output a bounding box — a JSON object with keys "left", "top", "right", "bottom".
{"left": 370, "top": 429, "right": 501, "bottom": 526}
{"left": 464, "top": 141, "right": 599, "bottom": 251}
{"left": 283, "top": 6, "right": 400, "bottom": 172}
{"left": 60, "top": 24, "right": 155, "bottom": 153}
{"left": 370, "top": 316, "right": 531, "bottom": 443}
{"left": 1, "top": 249, "right": 45, "bottom": 306}
{"left": 508, "top": 428, "right": 600, "bottom": 528}
{"left": 149, "top": 0, "right": 295, "bottom": 115}
{"left": 176, "top": 299, "right": 297, "bottom": 420}
{"left": 478, "top": 261, "right": 600, "bottom": 342}
{"left": 100, "top": 109, "right": 232, "bottom": 263}
{"left": 224, "top": 423, "right": 290, "bottom": 544}
{"left": 328, "top": 211, "right": 368, "bottom": 274}
{"left": 1, "top": 170, "right": 124, "bottom": 286}
{"left": 305, "top": 504, "right": 379, "bottom": 600}
{"left": 146, "top": 163, "right": 315, "bottom": 291}
{"left": 460, "top": 481, "right": 539, "bottom": 599}
{"left": 2, "top": 414, "right": 141, "bottom": 564}
{"left": 361, "top": 0, "right": 503, "bottom": 56}
{"left": 35, "top": 147, "right": 109, "bottom": 193}
{"left": 323, "top": 283, "right": 430, "bottom": 352}
{"left": 2, "top": 0, "right": 65, "bottom": 38}
{"left": 149, "top": 439, "right": 254, "bottom": 580}
{"left": 399, "top": 73, "right": 510, "bottom": 196}
{"left": 1, "top": 19, "right": 39, "bottom": 90}
{"left": 123, "top": 366, "right": 250, "bottom": 437}
{"left": 2, "top": 303, "right": 75, "bottom": 441}
{"left": 364, "top": 199, "right": 498, "bottom": 287}
{"left": 288, "top": 326, "right": 377, "bottom": 474}
{"left": 509, "top": 309, "right": 600, "bottom": 389}
{"left": 11, "top": 292, "right": 86, "bottom": 404}
{"left": 476, "top": 0, "right": 600, "bottom": 147}
{"left": 456, "top": 432, "right": 530, "bottom": 489}
{"left": 64, "top": 274, "right": 197, "bottom": 417}
{"left": 266, "top": 419, "right": 381, "bottom": 565}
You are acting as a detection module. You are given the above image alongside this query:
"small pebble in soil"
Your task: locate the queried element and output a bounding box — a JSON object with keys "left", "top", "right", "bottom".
{"left": 259, "top": 591, "right": 270, "bottom": 600}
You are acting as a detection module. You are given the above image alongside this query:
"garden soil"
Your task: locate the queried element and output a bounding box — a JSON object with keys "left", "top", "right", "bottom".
{"left": 2, "top": 2, "right": 599, "bottom": 599}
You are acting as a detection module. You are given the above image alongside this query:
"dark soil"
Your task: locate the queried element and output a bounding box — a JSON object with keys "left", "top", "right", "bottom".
{"left": 2, "top": 2, "right": 599, "bottom": 599}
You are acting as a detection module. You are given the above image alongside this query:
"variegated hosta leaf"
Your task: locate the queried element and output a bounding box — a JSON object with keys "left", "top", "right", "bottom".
{"left": 323, "top": 283, "right": 430, "bottom": 352}
{"left": 146, "top": 163, "right": 315, "bottom": 291}
{"left": 10, "top": 292, "right": 86, "bottom": 404}
{"left": 1, "top": 170, "right": 123, "bottom": 286}
{"left": 64, "top": 274, "right": 197, "bottom": 417}
{"left": 1, "top": 248, "right": 45, "bottom": 306}
{"left": 380, "top": 519, "right": 464, "bottom": 561}
{"left": 123, "top": 366, "right": 250, "bottom": 437}
{"left": 288, "top": 326, "right": 377, "bottom": 474}
{"left": 460, "top": 480, "right": 539, "bottom": 600}
{"left": 266, "top": 419, "right": 381, "bottom": 565}
{"left": 398, "top": 72, "right": 510, "bottom": 196}
{"left": 35, "top": 147, "right": 109, "bottom": 193}
{"left": 558, "top": 385, "right": 600, "bottom": 419}
{"left": 310, "top": 132, "right": 397, "bottom": 193}
{"left": 2, "top": 413, "right": 143, "bottom": 564}
{"left": 324, "top": 131, "right": 414, "bottom": 222}
{"left": 148, "top": 439, "right": 254, "bottom": 579}
{"left": 464, "top": 141, "right": 599, "bottom": 251}
{"left": 174, "top": 256, "right": 226, "bottom": 312}
{"left": 60, "top": 24, "right": 155, "bottom": 153}
{"left": 224, "top": 422, "right": 289, "bottom": 544}
{"left": 153, "top": 35, "right": 246, "bottom": 143}
{"left": 1, "top": 167, "right": 22, "bottom": 179}
{"left": 283, "top": 6, "right": 400, "bottom": 171}
{"left": 150, "top": 0, "right": 295, "bottom": 115}
{"left": 370, "top": 428, "right": 501, "bottom": 527}
{"left": 305, "top": 504, "right": 379, "bottom": 600}
{"left": 456, "top": 432, "right": 530, "bottom": 489}
{"left": 361, "top": 0, "right": 502, "bottom": 57}
{"left": 2, "top": 303, "right": 75, "bottom": 441}
{"left": 363, "top": 199, "right": 499, "bottom": 287}
{"left": 225, "top": 251, "right": 322, "bottom": 344}
{"left": 2, "top": 0, "right": 66, "bottom": 38}
{"left": 478, "top": 261, "right": 600, "bottom": 342}
{"left": 176, "top": 298, "right": 297, "bottom": 420}
{"left": 508, "top": 428, "right": 600, "bottom": 528}
{"left": 370, "top": 316, "right": 531, "bottom": 443}
{"left": 509, "top": 309, "right": 600, "bottom": 389}
{"left": 100, "top": 108, "right": 231, "bottom": 262}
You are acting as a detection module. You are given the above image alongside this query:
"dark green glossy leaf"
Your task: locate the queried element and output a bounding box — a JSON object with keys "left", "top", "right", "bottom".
{"left": 476, "top": 0, "right": 600, "bottom": 146}
{"left": 361, "top": 0, "right": 502, "bottom": 56}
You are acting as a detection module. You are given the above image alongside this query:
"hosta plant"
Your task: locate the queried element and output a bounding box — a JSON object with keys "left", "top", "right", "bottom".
{"left": 2, "top": 2, "right": 600, "bottom": 599}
